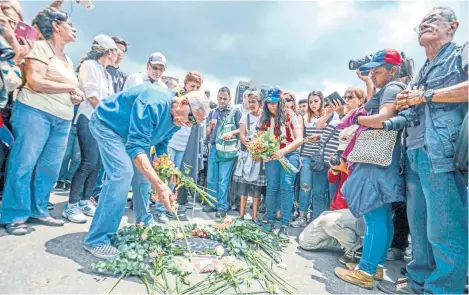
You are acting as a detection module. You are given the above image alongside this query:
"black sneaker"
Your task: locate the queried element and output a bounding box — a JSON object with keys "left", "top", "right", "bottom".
{"left": 47, "top": 202, "right": 54, "bottom": 210}
{"left": 55, "top": 181, "right": 66, "bottom": 191}
{"left": 339, "top": 248, "right": 362, "bottom": 265}
{"left": 185, "top": 202, "right": 194, "bottom": 209}
{"left": 202, "top": 206, "right": 217, "bottom": 213}
{"left": 215, "top": 211, "right": 227, "bottom": 219}
{"left": 278, "top": 226, "right": 289, "bottom": 238}
{"left": 64, "top": 181, "right": 71, "bottom": 191}
{"left": 377, "top": 278, "right": 417, "bottom": 294}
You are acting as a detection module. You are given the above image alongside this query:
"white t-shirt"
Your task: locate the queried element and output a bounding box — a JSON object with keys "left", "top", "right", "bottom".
{"left": 18, "top": 40, "right": 79, "bottom": 120}
{"left": 75, "top": 60, "right": 114, "bottom": 123}
{"left": 239, "top": 112, "right": 260, "bottom": 135}
{"left": 123, "top": 72, "right": 168, "bottom": 90}
{"left": 168, "top": 126, "right": 192, "bottom": 152}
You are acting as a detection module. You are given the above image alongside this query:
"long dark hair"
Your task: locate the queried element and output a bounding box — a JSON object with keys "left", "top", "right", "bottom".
{"left": 260, "top": 99, "right": 286, "bottom": 131}
{"left": 306, "top": 90, "right": 324, "bottom": 123}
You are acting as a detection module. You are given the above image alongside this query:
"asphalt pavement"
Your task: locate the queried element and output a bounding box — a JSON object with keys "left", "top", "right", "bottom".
{"left": 0, "top": 191, "right": 406, "bottom": 294}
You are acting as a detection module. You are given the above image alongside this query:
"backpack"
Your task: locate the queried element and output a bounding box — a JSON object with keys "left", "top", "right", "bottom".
{"left": 215, "top": 108, "right": 241, "bottom": 162}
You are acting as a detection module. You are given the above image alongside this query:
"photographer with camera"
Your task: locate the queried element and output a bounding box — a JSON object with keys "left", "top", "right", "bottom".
{"left": 378, "top": 7, "right": 468, "bottom": 295}
{"left": 334, "top": 49, "right": 406, "bottom": 290}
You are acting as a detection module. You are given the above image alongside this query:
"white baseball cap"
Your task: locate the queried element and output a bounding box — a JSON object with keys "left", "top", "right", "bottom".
{"left": 148, "top": 52, "right": 167, "bottom": 66}
{"left": 93, "top": 34, "right": 118, "bottom": 51}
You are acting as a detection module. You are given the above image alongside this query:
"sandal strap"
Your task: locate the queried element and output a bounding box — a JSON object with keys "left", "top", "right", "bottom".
{"left": 7, "top": 222, "right": 27, "bottom": 229}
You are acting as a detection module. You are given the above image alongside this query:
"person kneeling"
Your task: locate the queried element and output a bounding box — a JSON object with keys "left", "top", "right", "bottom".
{"left": 298, "top": 155, "right": 365, "bottom": 265}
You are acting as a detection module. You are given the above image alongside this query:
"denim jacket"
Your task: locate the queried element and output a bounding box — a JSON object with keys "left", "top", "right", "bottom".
{"left": 410, "top": 42, "right": 468, "bottom": 173}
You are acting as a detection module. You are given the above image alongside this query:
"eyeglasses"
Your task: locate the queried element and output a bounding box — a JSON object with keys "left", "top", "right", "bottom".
{"left": 150, "top": 65, "right": 166, "bottom": 72}
{"left": 413, "top": 15, "right": 446, "bottom": 34}
{"left": 343, "top": 95, "right": 356, "bottom": 101}
{"left": 185, "top": 98, "right": 197, "bottom": 124}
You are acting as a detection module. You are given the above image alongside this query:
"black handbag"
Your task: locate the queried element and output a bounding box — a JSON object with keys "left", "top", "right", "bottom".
{"left": 310, "top": 126, "right": 336, "bottom": 172}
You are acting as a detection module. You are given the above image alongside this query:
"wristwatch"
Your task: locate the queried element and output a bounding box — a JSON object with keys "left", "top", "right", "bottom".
{"left": 422, "top": 89, "right": 435, "bottom": 103}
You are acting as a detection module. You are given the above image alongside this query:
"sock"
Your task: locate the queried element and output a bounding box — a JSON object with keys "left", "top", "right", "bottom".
{"left": 356, "top": 265, "right": 373, "bottom": 276}
{"left": 79, "top": 200, "right": 88, "bottom": 206}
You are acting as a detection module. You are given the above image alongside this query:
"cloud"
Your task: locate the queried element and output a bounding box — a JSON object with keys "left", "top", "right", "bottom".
{"left": 216, "top": 34, "right": 237, "bottom": 52}
{"left": 321, "top": 79, "right": 349, "bottom": 97}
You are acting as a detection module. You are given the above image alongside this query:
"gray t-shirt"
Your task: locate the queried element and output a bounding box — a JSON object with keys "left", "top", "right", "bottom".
{"left": 406, "top": 104, "right": 426, "bottom": 150}
{"left": 364, "top": 83, "right": 403, "bottom": 115}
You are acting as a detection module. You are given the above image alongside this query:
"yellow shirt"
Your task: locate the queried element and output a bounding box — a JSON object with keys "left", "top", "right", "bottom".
{"left": 17, "top": 40, "right": 79, "bottom": 120}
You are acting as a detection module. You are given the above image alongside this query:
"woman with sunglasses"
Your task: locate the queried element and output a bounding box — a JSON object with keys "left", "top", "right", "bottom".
{"left": 291, "top": 90, "right": 338, "bottom": 228}
{"left": 0, "top": 8, "right": 84, "bottom": 235}
{"left": 259, "top": 87, "right": 303, "bottom": 237}
{"left": 64, "top": 35, "right": 118, "bottom": 223}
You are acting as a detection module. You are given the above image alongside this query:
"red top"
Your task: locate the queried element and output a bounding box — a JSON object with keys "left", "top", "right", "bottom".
{"left": 260, "top": 113, "right": 295, "bottom": 149}
{"left": 328, "top": 169, "right": 349, "bottom": 210}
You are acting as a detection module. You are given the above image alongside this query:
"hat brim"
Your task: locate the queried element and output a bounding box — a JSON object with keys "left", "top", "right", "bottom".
{"left": 149, "top": 61, "right": 166, "bottom": 66}
{"left": 265, "top": 97, "right": 280, "bottom": 103}
{"left": 359, "top": 61, "right": 385, "bottom": 71}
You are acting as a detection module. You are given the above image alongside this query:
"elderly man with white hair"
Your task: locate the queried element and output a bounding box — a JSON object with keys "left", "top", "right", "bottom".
{"left": 378, "top": 6, "right": 468, "bottom": 295}
{"left": 83, "top": 84, "right": 209, "bottom": 259}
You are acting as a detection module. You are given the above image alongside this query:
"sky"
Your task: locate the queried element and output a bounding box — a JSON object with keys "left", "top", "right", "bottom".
{"left": 22, "top": 0, "right": 468, "bottom": 102}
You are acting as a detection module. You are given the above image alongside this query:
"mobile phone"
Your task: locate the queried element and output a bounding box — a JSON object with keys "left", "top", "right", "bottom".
{"left": 15, "top": 21, "right": 39, "bottom": 42}
{"left": 326, "top": 91, "right": 345, "bottom": 106}
{"left": 77, "top": 0, "right": 95, "bottom": 10}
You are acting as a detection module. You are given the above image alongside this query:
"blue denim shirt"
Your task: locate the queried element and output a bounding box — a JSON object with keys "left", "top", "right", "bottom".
{"left": 409, "top": 42, "right": 468, "bottom": 173}
{"left": 94, "top": 84, "right": 180, "bottom": 160}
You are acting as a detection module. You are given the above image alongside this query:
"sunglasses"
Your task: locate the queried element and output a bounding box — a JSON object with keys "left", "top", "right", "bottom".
{"left": 343, "top": 95, "right": 356, "bottom": 101}
{"left": 186, "top": 98, "right": 197, "bottom": 124}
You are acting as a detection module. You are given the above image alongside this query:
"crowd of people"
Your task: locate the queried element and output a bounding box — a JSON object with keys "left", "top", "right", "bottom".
{"left": 0, "top": 1, "right": 467, "bottom": 294}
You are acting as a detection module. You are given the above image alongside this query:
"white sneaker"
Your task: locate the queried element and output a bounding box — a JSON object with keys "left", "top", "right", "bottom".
{"left": 84, "top": 244, "right": 119, "bottom": 260}
{"left": 62, "top": 203, "right": 87, "bottom": 223}
{"left": 290, "top": 216, "right": 308, "bottom": 228}
{"left": 80, "top": 200, "right": 96, "bottom": 217}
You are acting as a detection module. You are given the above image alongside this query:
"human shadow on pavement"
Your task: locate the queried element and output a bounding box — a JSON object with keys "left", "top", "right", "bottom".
{"left": 44, "top": 232, "right": 142, "bottom": 285}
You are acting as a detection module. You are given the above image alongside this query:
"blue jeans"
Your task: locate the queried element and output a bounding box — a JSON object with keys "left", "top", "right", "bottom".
{"left": 84, "top": 115, "right": 153, "bottom": 247}
{"left": 91, "top": 165, "right": 105, "bottom": 197}
{"left": 405, "top": 148, "right": 468, "bottom": 294}
{"left": 358, "top": 203, "right": 394, "bottom": 275}
{"left": 265, "top": 152, "right": 299, "bottom": 226}
{"left": 169, "top": 147, "right": 185, "bottom": 191}
{"left": 69, "top": 115, "right": 102, "bottom": 204}
{"left": 0, "top": 102, "right": 71, "bottom": 223}
{"left": 58, "top": 125, "right": 80, "bottom": 181}
{"left": 207, "top": 146, "right": 235, "bottom": 212}
{"left": 298, "top": 157, "right": 329, "bottom": 220}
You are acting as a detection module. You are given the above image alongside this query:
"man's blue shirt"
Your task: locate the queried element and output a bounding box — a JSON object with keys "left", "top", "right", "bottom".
{"left": 94, "top": 84, "right": 180, "bottom": 160}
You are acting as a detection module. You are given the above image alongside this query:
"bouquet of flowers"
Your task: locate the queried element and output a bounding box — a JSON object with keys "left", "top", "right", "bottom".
{"left": 247, "top": 128, "right": 299, "bottom": 173}
{"left": 153, "top": 154, "right": 217, "bottom": 207}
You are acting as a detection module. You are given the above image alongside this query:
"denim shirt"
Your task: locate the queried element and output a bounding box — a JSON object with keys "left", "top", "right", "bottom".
{"left": 95, "top": 84, "right": 180, "bottom": 160}
{"left": 410, "top": 42, "right": 468, "bottom": 173}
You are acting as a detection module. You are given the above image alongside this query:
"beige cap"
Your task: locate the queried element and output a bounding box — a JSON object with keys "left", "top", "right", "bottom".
{"left": 337, "top": 125, "right": 359, "bottom": 151}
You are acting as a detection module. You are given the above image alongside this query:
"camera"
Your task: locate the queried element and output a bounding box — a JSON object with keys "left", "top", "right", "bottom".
{"left": 349, "top": 54, "right": 373, "bottom": 73}
{"left": 329, "top": 150, "right": 344, "bottom": 167}
{"left": 382, "top": 107, "right": 420, "bottom": 131}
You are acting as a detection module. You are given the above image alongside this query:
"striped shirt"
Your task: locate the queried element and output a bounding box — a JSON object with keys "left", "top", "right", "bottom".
{"left": 300, "top": 118, "right": 323, "bottom": 157}
{"left": 300, "top": 113, "right": 339, "bottom": 158}
{"left": 322, "top": 120, "right": 341, "bottom": 164}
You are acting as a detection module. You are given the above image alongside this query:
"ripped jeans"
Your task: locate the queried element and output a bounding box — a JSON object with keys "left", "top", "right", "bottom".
{"left": 298, "top": 157, "right": 330, "bottom": 220}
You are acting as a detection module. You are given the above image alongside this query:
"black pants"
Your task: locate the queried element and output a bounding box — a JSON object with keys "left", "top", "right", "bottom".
{"left": 390, "top": 202, "right": 410, "bottom": 250}
{"left": 69, "top": 115, "right": 102, "bottom": 204}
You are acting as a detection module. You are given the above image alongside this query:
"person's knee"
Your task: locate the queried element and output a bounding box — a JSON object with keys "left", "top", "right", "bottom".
{"left": 298, "top": 232, "right": 319, "bottom": 250}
